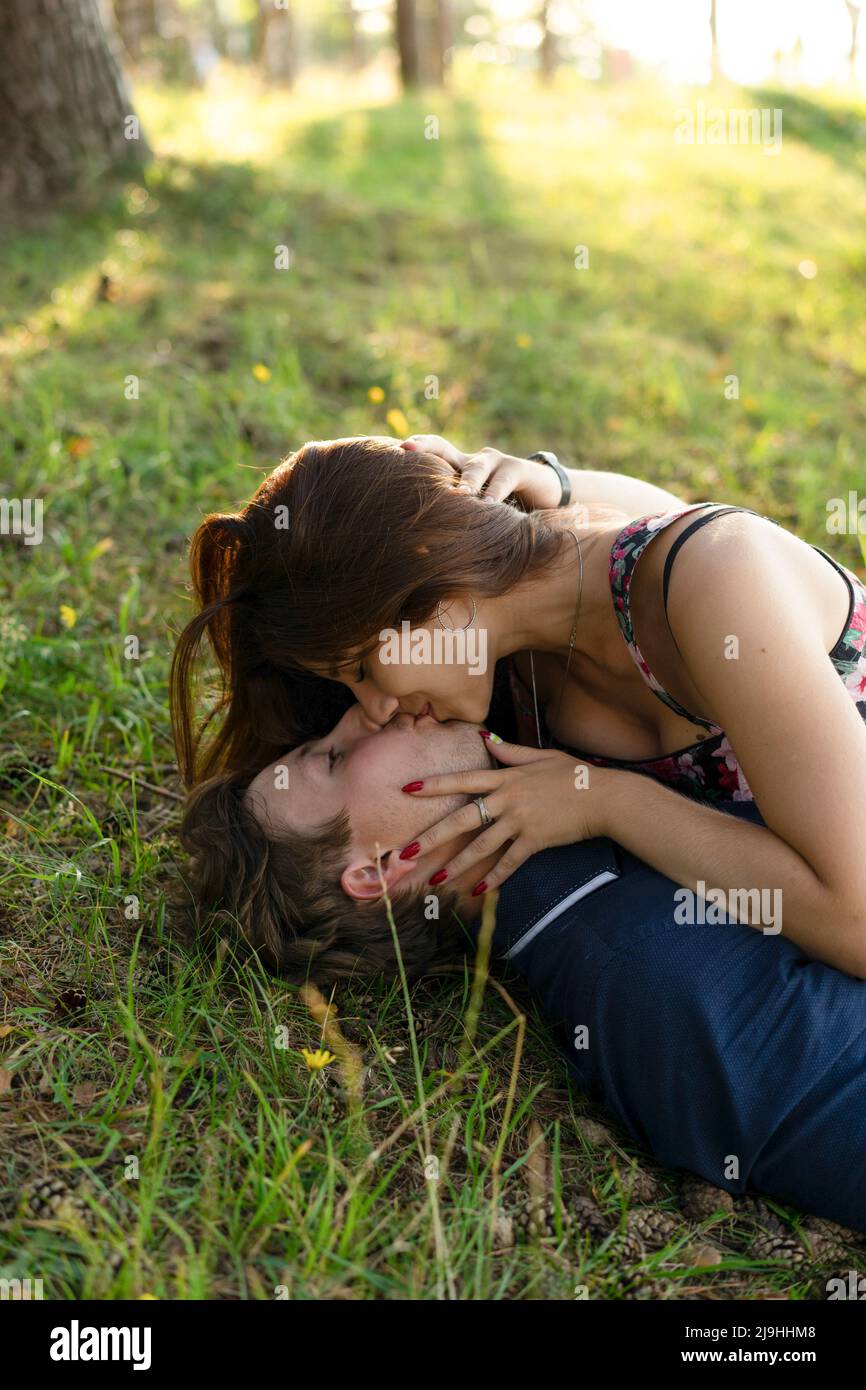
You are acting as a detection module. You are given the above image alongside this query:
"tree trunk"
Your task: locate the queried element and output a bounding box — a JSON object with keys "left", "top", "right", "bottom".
{"left": 709, "top": 0, "right": 720, "bottom": 79}
{"left": 345, "top": 0, "right": 364, "bottom": 71}
{"left": 112, "top": 0, "right": 158, "bottom": 62}
{"left": 431, "top": 0, "right": 451, "bottom": 85}
{"left": 257, "top": 0, "right": 296, "bottom": 86}
{"left": 395, "top": 0, "right": 420, "bottom": 89}
{"left": 0, "top": 0, "right": 150, "bottom": 209}
{"left": 539, "top": 0, "right": 557, "bottom": 85}
{"left": 845, "top": 1, "right": 861, "bottom": 78}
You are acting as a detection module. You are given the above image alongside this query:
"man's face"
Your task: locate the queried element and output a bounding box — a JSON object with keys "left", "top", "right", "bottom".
{"left": 245, "top": 703, "right": 494, "bottom": 903}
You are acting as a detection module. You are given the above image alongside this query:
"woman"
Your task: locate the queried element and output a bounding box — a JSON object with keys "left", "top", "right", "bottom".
{"left": 171, "top": 434, "right": 866, "bottom": 977}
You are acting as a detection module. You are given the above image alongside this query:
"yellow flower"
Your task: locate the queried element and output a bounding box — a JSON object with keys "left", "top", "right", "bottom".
{"left": 368, "top": 385, "right": 385, "bottom": 403}
{"left": 386, "top": 407, "right": 410, "bottom": 436}
{"left": 300, "top": 1047, "right": 336, "bottom": 1070}
{"left": 137, "top": 1293, "right": 158, "bottom": 1300}
{"left": 59, "top": 605, "right": 77, "bottom": 629}
{"left": 515, "top": 332, "right": 532, "bottom": 349}
{"left": 252, "top": 363, "right": 272, "bottom": 383}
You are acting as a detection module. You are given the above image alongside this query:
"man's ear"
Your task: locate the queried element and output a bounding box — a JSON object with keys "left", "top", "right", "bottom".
{"left": 341, "top": 847, "right": 417, "bottom": 902}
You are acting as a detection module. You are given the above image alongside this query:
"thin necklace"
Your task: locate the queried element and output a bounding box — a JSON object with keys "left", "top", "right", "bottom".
{"left": 529, "top": 528, "right": 584, "bottom": 749}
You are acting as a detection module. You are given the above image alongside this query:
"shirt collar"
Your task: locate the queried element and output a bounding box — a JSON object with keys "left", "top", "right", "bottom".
{"left": 468, "top": 836, "right": 622, "bottom": 961}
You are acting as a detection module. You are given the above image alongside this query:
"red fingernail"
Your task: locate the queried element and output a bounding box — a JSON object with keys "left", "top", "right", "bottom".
{"left": 429, "top": 869, "right": 448, "bottom": 885}
{"left": 399, "top": 842, "right": 420, "bottom": 860}
{"left": 402, "top": 781, "right": 424, "bottom": 792}
{"left": 479, "top": 730, "right": 491, "bottom": 738}
{"left": 471, "top": 881, "right": 488, "bottom": 897}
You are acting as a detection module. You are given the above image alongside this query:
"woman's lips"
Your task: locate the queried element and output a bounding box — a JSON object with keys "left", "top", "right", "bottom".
{"left": 414, "top": 702, "right": 436, "bottom": 724}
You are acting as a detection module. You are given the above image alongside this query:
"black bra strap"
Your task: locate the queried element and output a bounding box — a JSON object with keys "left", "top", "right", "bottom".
{"left": 662, "top": 506, "right": 744, "bottom": 623}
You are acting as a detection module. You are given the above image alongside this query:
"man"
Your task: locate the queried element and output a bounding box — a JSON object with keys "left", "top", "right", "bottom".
{"left": 181, "top": 701, "right": 866, "bottom": 1235}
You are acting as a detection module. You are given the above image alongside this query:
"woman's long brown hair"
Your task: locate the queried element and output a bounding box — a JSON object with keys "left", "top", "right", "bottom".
{"left": 170, "top": 436, "right": 581, "bottom": 786}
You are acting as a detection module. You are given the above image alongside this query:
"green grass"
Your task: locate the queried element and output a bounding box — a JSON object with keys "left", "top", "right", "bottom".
{"left": 2, "top": 65, "right": 865, "bottom": 1300}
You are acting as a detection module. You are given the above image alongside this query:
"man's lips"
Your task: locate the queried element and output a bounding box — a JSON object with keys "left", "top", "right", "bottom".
{"left": 413, "top": 702, "right": 436, "bottom": 724}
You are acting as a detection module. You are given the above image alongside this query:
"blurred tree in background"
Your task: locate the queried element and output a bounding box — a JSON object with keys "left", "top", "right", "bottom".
{"left": 845, "top": 2, "right": 862, "bottom": 80}
{"left": 112, "top": 0, "right": 159, "bottom": 59}
{"left": 253, "top": 0, "right": 297, "bottom": 86}
{"left": 0, "top": 0, "right": 150, "bottom": 209}
{"left": 90, "top": 2, "right": 600, "bottom": 97}
{"left": 2, "top": 1, "right": 864, "bottom": 213}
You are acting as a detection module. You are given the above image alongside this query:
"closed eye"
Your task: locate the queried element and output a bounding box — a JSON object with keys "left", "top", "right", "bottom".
{"left": 327, "top": 746, "right": 342, "bottom": 773}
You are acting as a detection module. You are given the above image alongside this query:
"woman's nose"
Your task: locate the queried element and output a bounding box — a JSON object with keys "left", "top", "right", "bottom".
{"left": 354, "top": 687, "right": 399, "bottom": 727}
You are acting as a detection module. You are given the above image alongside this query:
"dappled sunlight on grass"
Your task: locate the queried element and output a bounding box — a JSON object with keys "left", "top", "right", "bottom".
{"left": 136, "top": 61, "right": 397, "bottom": 166}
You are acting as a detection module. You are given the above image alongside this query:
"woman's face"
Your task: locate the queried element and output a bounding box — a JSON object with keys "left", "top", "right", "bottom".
{"left": 315, "top": 609, "right": 496, "bottom": 727}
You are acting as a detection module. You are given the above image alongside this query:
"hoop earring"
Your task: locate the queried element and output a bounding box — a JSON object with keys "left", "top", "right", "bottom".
{"left": 435, "top": 597, "right": 477, "bottom": 632}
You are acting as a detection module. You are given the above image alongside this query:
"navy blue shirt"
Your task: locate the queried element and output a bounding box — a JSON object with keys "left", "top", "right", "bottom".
{"left": 470, "top": 801, "right": 866, "bottom": 1233}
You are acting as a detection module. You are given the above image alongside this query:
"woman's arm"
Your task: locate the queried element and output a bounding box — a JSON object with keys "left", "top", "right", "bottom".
{"left": 562, "top": 465, "right": 686, "bottom": 516}
{"left": 399, "top": 435, "right": 687, "bottom": 517}
{"left": 599, "top": 771, "right": 866, "bottom": 976}
{"left": 601, "top": 513, "right": 866, "bottom": 977}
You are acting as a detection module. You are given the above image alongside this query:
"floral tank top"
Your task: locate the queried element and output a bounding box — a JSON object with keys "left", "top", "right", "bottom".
{"left": 508, "top": 502, "right": 866, "bottom": 805}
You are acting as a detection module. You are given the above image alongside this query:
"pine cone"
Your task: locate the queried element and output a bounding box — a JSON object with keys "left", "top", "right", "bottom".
{"left": 514, "top": 1194, "right": 574, "bottom": 1241}
{"left": 619, "top": 1274, "right": 677, "bottom": 1300}
{"left": 609, "top": 1223, "right": 646, "bottom": 1266}
{"left": 26, "top": 1176, "right": 89, "bottom": 1226}
{"left": 736, "top": 1194, "right": 788, "bottom": 1236}
{"left": 751, "top": 1231, "right": 808, "bottom": 1266}
{"left": 799, "top": 1217, "right": 854, "bottom": 1268}
{"left": 622, "top": 1165, "right": 664, "bottom": 1205}
{"left": 576, "top": 1117, "right": 615, "bottom": 1147}
{"left": 680, "top": 1175, "right": 734, "bottom": 1222}
{"left": 570, "top": 1194, "right": 613, "bottom": 1243}
{"left": 801, "top": 1214, "right": 866, "bottom": 1252}
{"left": 626, "top": 1206, "right": 681, "bottom": 1251}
